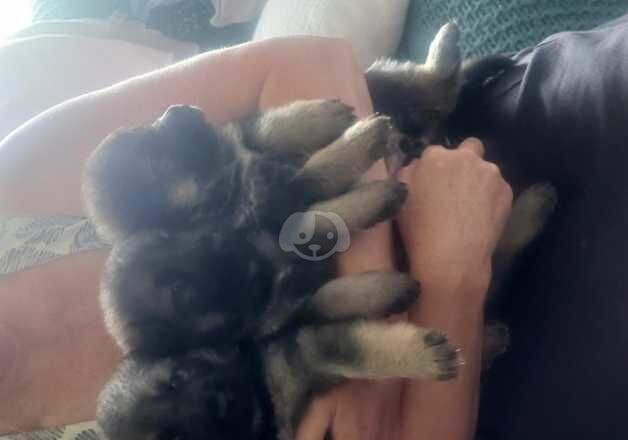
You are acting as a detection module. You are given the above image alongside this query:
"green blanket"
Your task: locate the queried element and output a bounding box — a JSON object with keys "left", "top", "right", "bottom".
{"left": 400, "top": 0, "right": 627, "bottom": 61}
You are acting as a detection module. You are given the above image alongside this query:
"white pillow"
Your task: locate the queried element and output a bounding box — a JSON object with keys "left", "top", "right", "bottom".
{"left": 253, "top": 0, "right": 410, "bottom": 69}
{"left": 210, "top": 0, "right": 266, "bottom": 27}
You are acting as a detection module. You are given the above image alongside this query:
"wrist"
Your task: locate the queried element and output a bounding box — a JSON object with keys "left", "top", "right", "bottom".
{"left": 410, "top": 259, "right": 491, "bottom": 307}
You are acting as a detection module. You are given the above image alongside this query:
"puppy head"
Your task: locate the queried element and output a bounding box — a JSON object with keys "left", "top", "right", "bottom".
{"left": 101, "top": 228, "right": 273, "bottom": 356}
{"left": 279, "top": 211, "right": 350, "bottom": 261}
{"left": 83, "top": 105, "right": 240, "bottom": 242}
{"left": 366, "top": 22, "right": 463, "bottom": 150}
{"left": 98, "top": 349, "right": 272, "bottom": 440}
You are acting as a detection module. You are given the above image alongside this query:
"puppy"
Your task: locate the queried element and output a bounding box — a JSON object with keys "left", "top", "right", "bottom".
{"left": 97, "top": 271, "right": 456, "bottom": 440}
{"left": 90, "top": 109, "right": 460, "bottom": 440}
{"left": 366, "top": 23, "right": 514, "bottom": 170}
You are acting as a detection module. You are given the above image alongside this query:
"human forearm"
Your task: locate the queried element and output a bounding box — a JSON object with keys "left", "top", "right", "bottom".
{"left": 397, "top": 139, "right": 512, "bottom": 440}
{"left": 0, "top": 40, "right": 273, "bottom": 216}
{"left": 0, "top": 37, "right": 361, "bottom": 217}
{"left": 401, "top": 268, "right": 488, "bottom": 440}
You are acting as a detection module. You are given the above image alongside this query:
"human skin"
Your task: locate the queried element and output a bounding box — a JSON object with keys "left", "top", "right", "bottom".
{"left": 0, "top": 36, "right": 511, "bottom": 440}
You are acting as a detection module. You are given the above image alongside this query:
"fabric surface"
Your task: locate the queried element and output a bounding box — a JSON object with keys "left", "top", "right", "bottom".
{"left": 400, "top": 0, "right": 627, "bottom": 61}
{"left": 32, "top": 0, "right": 131, "bottom": 21}
{"left": 450, "top": 12, "right": 628, "bottom": 440}
{"left": 254, "top": 0, "right": 410, "bottom": 69}
{"left": 0, "top": 422, "right": 100, "bottom": 440}
{"left": 0, "top": 217, "right": 110, "bottom": 275}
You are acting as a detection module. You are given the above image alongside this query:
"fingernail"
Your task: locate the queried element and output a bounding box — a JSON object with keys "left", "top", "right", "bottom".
{"left": 456, "top": 348, "right": 466, "bottom": 366}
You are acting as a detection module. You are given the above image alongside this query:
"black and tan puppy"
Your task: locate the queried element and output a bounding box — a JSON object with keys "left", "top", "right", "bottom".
{"left": 89, "top": 101, "right": 462, "bottom": 440}
{"left": 366, "top": 22, "right": 514, "bottom": 168}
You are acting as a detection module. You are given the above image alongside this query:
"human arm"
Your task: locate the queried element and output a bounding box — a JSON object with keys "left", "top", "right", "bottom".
{"left": 397, "top": 138, "right": 513, "bottom": 440}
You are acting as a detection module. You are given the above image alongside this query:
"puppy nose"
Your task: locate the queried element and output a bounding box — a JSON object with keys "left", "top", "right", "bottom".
{"left": 155, "top": 105, "right": 206, "bottom": 130}
{"left": 309, "top": 244, "right": 321, "bottom": 254}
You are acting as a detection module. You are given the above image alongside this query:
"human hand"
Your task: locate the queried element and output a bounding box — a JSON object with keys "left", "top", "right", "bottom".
{"left": 398, "top": 138, "right": 513, "bottom": 298}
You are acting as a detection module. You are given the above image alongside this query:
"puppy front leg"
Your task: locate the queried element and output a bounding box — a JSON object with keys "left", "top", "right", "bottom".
{"left": 302, "top": 272, "right": 419, "bottom": 322}
{"left": 294, "top": 115, "right": 393, "bottom": 197}
{"left": 309, "top": 180, "right": 408, "bottom": 231}
{"left": 490, "top": 183, "right": 557, "bottom": 296}
{"left": 241, "top": 100, "right": 356, "bottom": 157}
{"left": 298, "top": 321, "right": 460, "bottom": 381}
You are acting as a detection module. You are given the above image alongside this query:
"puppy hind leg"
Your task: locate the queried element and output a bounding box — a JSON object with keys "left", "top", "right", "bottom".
{"left": 302, "top": 272, "right": 419, "bottom": 322}
{"left": 490, "top": 183, "right": 558, "bottom": 296}
{"left": 482, "top": 322, "right": 510, "bottom": 371}
{"left": 294, "top": 115, "right": 394, "bottom": 197}
{"left": 309, "top": 180, "right": 408, "bottom": 231}
{"left": 241, "top": 100, "right": 356, "bottom": 157}
{"left": 298, "top": 321, "right": 460, "bottom": 381}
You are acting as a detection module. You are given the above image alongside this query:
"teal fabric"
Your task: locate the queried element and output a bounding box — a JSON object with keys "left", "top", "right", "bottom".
{"left": 399, "top": 0, "right": 627, "bottom": 61}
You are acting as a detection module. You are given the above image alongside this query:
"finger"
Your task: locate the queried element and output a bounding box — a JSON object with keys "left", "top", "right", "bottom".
{"left": 457, "top": 137, "right": 485, "bottom": 157}
{"left": 295, "top": 396, "right": 336, "bottom": 440}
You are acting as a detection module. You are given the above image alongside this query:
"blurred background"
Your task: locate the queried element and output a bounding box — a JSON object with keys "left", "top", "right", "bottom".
{"left": 0, "top": 1, "right": 32, "bottom": 38}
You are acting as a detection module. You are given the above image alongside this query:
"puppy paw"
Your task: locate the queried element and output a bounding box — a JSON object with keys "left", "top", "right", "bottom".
{"left": 306, "top": 99, "right": 357, "bottom": 140}
{"left": 422, "top": 330, "right": 461, "bottom": 381}
{"left": 344, "top": 114, "right": 394, "bottom": 160}
{"left": 523, "top": 182, "right": 558, "bottom": 221}
{"left": 282, "top": 99, "right": 356, "bottom": 148}
{"left": 499, "top": 182, "right": 558, "bottom": 253}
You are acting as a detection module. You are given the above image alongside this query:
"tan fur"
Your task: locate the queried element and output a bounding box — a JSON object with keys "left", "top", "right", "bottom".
{"left": 309, "top": 180, "right": 407, "bottom": 231}
{"left": 298, "top": 115, "right": 392, "bottom": 196}
{"left": 307, "top": 272, "right": 417, "bottom": 321}
{"left": 297, "top": 322, "right": 458, "bottom": 380}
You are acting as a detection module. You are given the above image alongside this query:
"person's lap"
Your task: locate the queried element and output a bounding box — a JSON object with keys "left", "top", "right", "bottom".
{"left": 462, "top": 12, "right": 628, "bottom": 440}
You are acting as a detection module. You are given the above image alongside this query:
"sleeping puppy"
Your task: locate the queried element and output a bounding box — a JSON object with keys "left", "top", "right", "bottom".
{"left": 97, "top": 272, "right": 455, "bottom": 440}
{"left": 89, "top": 108, "right": 460, "bottom": 440}
{"left": 87, "top": 105, "right": 416, "bottom": 354}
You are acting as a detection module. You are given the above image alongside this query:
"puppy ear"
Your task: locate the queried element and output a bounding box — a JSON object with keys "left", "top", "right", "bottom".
{"left": 425, "top": 22, "right": 462, "bottom": 80}
{"left": 83, "top": 127, "right": 163, "bottom": 242}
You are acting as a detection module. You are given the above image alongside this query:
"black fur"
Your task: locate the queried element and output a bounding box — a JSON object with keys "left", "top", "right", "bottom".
{"left": 87, "top": 98, "right": 456, "bottom": 440}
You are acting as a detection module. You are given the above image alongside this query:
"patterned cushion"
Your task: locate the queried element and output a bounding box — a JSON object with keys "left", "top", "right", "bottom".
{"left": 399, "top": 0, "right": 627, "bottom": 61}
{"left": 0, "top": 422, "right": 101, "bottom": 440}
